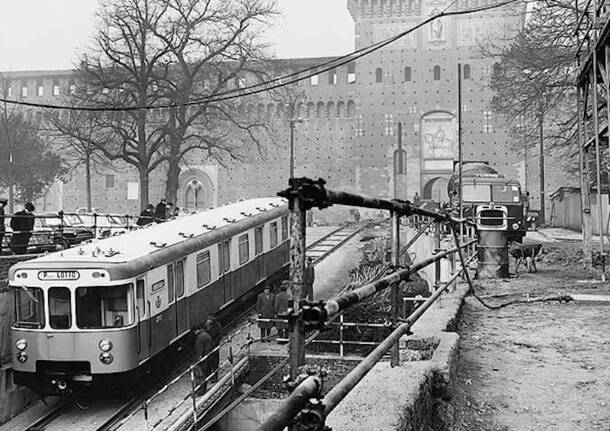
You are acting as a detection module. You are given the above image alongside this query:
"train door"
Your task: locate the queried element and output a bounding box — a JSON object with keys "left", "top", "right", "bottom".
{"left": 254, "top": 226, "right": 264, "bottom": 281}
{"left": 175, "top": 260, "right": 188, "bottom": 335}
{"left": 166, "top": 264, "right": 177, "bottom": 340}
{"left": 218, "top": 239, "right": 231, "bottom": 305}
{"left": 136, "top": 278, "right": 147, "bottom": 355}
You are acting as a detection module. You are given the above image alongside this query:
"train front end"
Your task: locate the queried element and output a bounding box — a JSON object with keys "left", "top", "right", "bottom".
{"left": 9, "top": 266, "right": 139, "bottom": 395}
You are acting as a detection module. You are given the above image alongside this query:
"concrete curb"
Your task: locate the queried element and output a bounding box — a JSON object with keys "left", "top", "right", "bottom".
{"left": 326, "top": 283, "right": 470, "bottom": 431}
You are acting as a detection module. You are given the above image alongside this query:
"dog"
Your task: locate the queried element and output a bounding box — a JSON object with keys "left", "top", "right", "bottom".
{"left": 509, "top": 242, "right": 542, "bottom": 274}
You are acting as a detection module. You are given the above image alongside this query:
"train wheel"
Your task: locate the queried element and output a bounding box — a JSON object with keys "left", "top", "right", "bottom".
{"left": 75, "top": 396, "right": 91, "bottom": 410}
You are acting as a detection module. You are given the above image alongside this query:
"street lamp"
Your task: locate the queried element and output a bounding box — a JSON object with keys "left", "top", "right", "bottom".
{"left": 523, "top": 69, "right": 546, "bottom": 226}
{"left": 289, "top": 116, "right": 303, "bottom": 179}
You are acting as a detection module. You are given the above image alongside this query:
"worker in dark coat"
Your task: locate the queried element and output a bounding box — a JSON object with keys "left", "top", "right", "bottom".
{"left": 155, "top": 199, "right": 168, "bottom": 222}
{"left": 256, "top": 285, "right": 275, "bottom": 341}
{"left": 137, "top": 204, "right": 155, "bottom": 226}
{"left": 10, "top": 202, "right": 35, "bottom": 255}
{"left": 0, "top": 197, "right": 7, "bottom": 254}
{"left": 193, "top": 322, "right": 212, "bottom": 395}
{"left": 304, "top": 257, "right": 315, "bottom": 300}
{"left": 274, "top": 282, "right": 290, "bottom": 341}
{"left": 205, "top": 314, "right": 222, "bottom": 380}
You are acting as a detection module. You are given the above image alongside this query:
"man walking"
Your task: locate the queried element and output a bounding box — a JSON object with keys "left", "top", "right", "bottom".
{"left": 304, "top": 257, "right": 315, "bottom": 300}
{"left": 274, "top": 281, "right": 290, "bottom": 341}
{"left": 256, "top": 285, "right": 275, "bottom": 341}
{"left": 0, "top": 198, "right": 7, "bottom": 254}
{"left": 10, "top": 202, "right": 35, "bottom": 255}
{"left": 205, "top": 314, "right": 222, "bottom": 380}
{"left": 193, "top": 322, "right": 212, "bottom": 395}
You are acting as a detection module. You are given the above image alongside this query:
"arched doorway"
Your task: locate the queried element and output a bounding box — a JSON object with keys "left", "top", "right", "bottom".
{"left": 423, "top": 177, "right": 450, "bottom": 204}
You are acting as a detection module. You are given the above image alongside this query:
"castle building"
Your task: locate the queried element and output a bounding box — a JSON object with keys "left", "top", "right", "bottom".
{"left": 2, "top": 0, "right": 527, "bottom": 220}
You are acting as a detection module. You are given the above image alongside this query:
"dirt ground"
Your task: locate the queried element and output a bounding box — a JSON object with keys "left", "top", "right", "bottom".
{"left": 453, "top": 241, "right": 610, "bottom": 431}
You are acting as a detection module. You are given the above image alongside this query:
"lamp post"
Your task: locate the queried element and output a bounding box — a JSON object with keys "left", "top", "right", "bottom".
{"left": 289, "top": 117, "right": 303, "bottom": 179}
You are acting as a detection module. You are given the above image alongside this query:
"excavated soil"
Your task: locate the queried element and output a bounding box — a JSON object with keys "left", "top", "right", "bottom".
{"left": 452, "top": 242, "right": 610, "bottom": 430}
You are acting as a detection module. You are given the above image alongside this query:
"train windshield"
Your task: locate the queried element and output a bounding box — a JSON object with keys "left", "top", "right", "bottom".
{"left": 75, "top": 284, "right": 133, "bottom": 329}
{"left": 462, "top": 184, "right": 491, "bottom": 202}
{"left": 491, "top": 185, "right": 521, "bottom": 203}
{"left": 49, "top": 287, "right": 72, "bottom": 329}
{"left": 12, "top": 286, "right": 45, "bottom": 329}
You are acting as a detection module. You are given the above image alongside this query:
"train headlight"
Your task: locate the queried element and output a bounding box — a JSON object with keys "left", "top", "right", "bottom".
{"left": 15, "top": 339, "right": 27, "bottom": 351}
{"left": 512, "top": 222, "right": 520, "bottom": 230}
{"left": 17, "top": 351, "right": 28, "bottom": 363}
{"left": 99, "top": 352, "right": 114, "bottom": 365}
{"left": 99, "top": 339, "right": 113, "bottom": 352}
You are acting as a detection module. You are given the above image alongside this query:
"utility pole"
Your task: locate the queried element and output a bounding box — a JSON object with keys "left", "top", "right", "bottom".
{"left": 3, "top": 100, "right": 13, "bottom": 213}
{"left": 289, "top": 110, "right": 303, "bottom": 179}
{"left": 458, "top": 63, "right": 463, "bottom": 241}
{"left": 538, "top": 97, "right": 545, "bottom": 226}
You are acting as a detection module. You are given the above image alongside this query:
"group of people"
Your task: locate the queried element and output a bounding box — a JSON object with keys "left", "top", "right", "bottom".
{"left": 0, "top": 198, "right": 37, "bottom": 255}
{"left": 137, "top": 198, "right": 181, "bottom": 226}
{"left": 256, "top": 257, "right": 315, "bottom": 342}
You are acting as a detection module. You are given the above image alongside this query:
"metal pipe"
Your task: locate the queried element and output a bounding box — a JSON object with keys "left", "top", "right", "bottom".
{"left": 321, "top": 239, "right": 477, "bottom": 319}
{"left": 390, "top": 212, "right": 400, "bottom": 367}
{"left": 323, "top": 253, "right": 476, "bottom": 416}
{"left": 402, "top": 218, "right": 435, "bottom": 256}
{"left": 434, "top": 221, "right": 441, "bottom": 289}
{"left": 257, "top": 376, "right": 323, "bottom": 431}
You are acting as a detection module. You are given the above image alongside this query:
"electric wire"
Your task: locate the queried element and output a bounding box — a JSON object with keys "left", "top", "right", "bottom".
{"left": 0, "top": 0, "right": 521, "bottom": 112}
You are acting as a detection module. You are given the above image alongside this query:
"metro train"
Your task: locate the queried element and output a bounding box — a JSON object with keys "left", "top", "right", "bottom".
{"left": 8, "top": 198, "right": 290, "bottom": 395}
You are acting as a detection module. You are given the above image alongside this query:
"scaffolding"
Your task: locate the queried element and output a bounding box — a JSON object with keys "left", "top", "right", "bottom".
{"left": 575, "top": 0, "right": 610, "bottom": 273}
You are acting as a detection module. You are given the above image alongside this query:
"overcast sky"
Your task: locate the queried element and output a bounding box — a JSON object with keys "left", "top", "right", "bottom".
{"left": 0, "top": 0, "right": 355, "bottom": 72}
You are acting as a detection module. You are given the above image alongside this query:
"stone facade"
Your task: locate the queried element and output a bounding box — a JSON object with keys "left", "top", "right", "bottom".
{"left": 3, "top": 0, "right": 532, "bottom": 219}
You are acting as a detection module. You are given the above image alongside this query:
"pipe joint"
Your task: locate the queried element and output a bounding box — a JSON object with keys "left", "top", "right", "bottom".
{"left": 278, "top": 177, "right": 332, "bottom": 211}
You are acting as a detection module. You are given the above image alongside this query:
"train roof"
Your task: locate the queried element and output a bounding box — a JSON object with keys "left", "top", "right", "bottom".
{"left": 9, "top": 197, "right": 287, "bottom": 280}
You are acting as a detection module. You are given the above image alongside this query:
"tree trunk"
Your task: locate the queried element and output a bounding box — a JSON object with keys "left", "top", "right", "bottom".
{"left": 165, "top": 155, "right": 180, "bottom": 206}
{"left": 85, "top": 154, "right": 92, "bottom": 212}
{"left": 139, "top": 168, "right": 149, "bottom": 210}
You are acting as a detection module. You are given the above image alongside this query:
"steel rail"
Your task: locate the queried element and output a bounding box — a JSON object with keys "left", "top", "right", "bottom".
{"left": 24, "top": 402, "right": 69, "bottom": 431}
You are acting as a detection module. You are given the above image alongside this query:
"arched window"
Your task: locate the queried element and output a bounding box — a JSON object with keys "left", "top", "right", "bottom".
{"left": 306, "top": 102, "right": 315, "bottom": 118}
{"left": 347, "top": 100, "right": 356, "bottom": 117}
{"left": 337, "top": 101, "right": 346, "bottom": 117}
{"left": 267, "top": 103, "right": 275, "bottom": 120}
{"left": 276, "top": 104, "right": 285, "bottom": 119}
{"left": 297, "top": 103, "right": 306, "bottom": 118}
{"left": 463, "top": 64, "right": 471, "bottom": 80}
{"left": 327, "top": 101, "right": 335, "bottom": 118}
{"left": 185, "top": 179, "right": 202, "bottom": 212}
{"left": 433, "top": 65, "right": 441, "bottom": 81}
{"left": 404, "top": 66, "right": 412, "bottom": 82}
{"left": 375, "top": 67, "right": 383, "bottom": 83}
{"left": 316, "top": 101, "right": 325, "bottom": 118}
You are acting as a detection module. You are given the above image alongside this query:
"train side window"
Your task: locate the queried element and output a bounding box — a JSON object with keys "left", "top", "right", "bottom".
{"left": 222, "top": 240, "right": 231, "bottom": 272}
{"left": 197, "top": 251, "right": 211, "bottom": 287}
{"left": 176, "top": 260, "right": 185, "bottom": 296}
{"left": 254, "top": 226, "right": 263, "bottom": 255}
{"left": 238, "top": 234, "right": 249, "bottom": 265}
{"left": 270, "top": 222, "right": 278, "bottom": 248}
{"left": 281, "top": 216, "right": 288, "bottom": 241}
{"left": 49, "top": 287, "right": 71, "bottom": 329}
{"left": 136, "top": 279, "right": 145, "bottom": 318}
{"left": 167, "top": 264, "right": 175, "bottom": 302}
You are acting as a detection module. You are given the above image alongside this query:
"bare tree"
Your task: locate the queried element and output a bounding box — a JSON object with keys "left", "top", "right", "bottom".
{"left": 149, "top": 0, "right": 277, "bottom": 204}
{"left": 78, "top": 0, "right": 173, "bottom": 209}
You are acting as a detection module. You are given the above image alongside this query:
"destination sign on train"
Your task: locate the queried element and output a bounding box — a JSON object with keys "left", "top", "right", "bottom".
{"left": 38, "top": 271, "right": 80, "bottom": 280}
{"left": 474, "top": 173, "right": 500, "bottom": 178}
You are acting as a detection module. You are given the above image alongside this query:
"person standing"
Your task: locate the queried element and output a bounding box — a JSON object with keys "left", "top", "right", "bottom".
{"left": 274, "top": 282, "right": 290, "bottom": 341}
{"left": 205, "top": 314, "right": 222, "bottom": 380}
{"left": 0, "top": 198, "right": 7, "bottom": 254}
{"left": 304, "top": 257, "right": 315, "bottom": 300}
{"left": 155, "top": 199, "right": 168, "bottom": 222}
{"left": 10, "top": 202, "right": 35, "bottom": 255}
{"left": 137, "top": 204, "right": 155, "bottom": 226}
{"left": 256, "top": 285, "right": 275, "bottom": 341}
{"left": 193, "top": 322, "right": 212, "bottom": 395}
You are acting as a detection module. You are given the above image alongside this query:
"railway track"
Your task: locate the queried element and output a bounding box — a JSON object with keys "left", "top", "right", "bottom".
{"left": 20, "top": 222, "right": 370, "bottom": 431}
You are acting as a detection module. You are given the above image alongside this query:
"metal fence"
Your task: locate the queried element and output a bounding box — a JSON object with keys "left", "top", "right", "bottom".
{"left": 256, "top": 177, "right": 477, "bottom": 431}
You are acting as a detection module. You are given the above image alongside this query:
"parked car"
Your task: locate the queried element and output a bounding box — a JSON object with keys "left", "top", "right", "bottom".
{"left": 77, "top": 212, "right": 132, "bottom": 239}
{"left": 38, "top": 213, "right": 95, "bottom": 246}
{"left": 2, "top": 216, "right": 57, "bottom": 254}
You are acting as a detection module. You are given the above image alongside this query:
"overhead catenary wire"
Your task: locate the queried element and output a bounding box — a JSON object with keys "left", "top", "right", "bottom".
{"left": 0, "top": 0, "right": 520, "bottom": 113}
